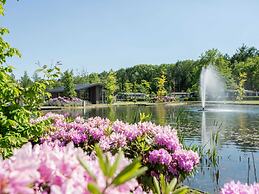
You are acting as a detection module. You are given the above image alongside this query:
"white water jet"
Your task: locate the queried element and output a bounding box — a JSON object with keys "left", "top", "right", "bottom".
{"left": 200, "top": 65, "right": 226, "bottom": 110}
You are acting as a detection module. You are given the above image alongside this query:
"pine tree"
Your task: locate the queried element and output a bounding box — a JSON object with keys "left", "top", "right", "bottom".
{"left": 62, "top": 70, "right": 76, "bottom": 98}
{"left": 20, "top": 71, "right": 33, "bottom": 88}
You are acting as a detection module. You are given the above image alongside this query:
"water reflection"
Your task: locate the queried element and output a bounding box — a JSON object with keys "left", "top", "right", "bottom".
{"left": 201, "top": 111, "right": 209, "bottom": 150}
{"left": 155, "top": 104, "right": 166, "bottom": 125}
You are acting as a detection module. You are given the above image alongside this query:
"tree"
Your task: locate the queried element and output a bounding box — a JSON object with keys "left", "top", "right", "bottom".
{"left": 234, "top": 57, "right": 259, "bottom": 91}
{"left": 88, "top": 72, "right": 101, "bottom": 83}
{"left": 236, "top": 72, "right": 247, "bottom": 101}
{"left": 116, "top": 68, "right": 127, "bottom": 92}
{"left": 231, "top": 45, "right": 259, "bottom": 64}
{"left": 105, "top": 71, "right": 117, "bottom": 104}
{"left": 139, "top": 80, "right": 151, "bottom": 94}
{"left": 174, "top": 60, "right": 194, "bottom": 92}
{"left": 132, "top": 81, "right": 140, "bottom": 93}
{"left": 32, "top": 71, "right": 41, "bottom": 82}
{"left": 62, "top": 70, "right": 76, "bottom": 98}
{"left": 20, "top": 71, "right": 33, "bottom": 88}
{"left": 124, "top": 80, "right": 133, "bottom": 93}
{"left": 74, "top": 69, "right": 89, "bottom": 84}
{"left": 156, "top": 73, "right": 167, "bottom": 99}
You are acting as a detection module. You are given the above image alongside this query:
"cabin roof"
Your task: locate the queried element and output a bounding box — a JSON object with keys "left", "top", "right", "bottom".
{"left": 49, "top": 83, "right": 103, "bottom": 93}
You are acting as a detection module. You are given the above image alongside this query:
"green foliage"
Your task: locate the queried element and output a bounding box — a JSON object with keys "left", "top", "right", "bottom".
{"left": 140, "top": 80, "right": 151, "bottom": 94}
{"left": 58, "top": 45, "right": 259, "bottom": 98}
{"left": 0, "top": 2, "right": 4, "bottom": 16}
{"left": 74, "top": 70, "right": 101, "bottom": 85}
{"left": 236, "top": 72, "right": 247, "bottom": 101}
{"left": 156, "top": 73, "right": 167, "bottom": 100}
{"left": 0, "top": 28, "right": 21, "bottom": 64}
{"left": 61, "top": 70, "right": 76, "bottom": 97}
{"left": 78, "top": 145, "right": 147, "bottom": 193}
{"left": 32, "top": 71, "right": 41, "bottom": 82}
{"left": 231, "top": 44, "right": 259, "bottom": 64}
{"left": 88, "top": 72, "right": 101, "bottom": 83}
{"left": 139, "top": 112, "right": 152, "bottom": 122}
{"left": 234, "top": 56, "right": 259, "bottom": 91}
{"left": 124, "top": 80, "right": 133, "bottom": 93}
{"left": 20, "top": 71, "right": 33, "bottom": 88}
{"left": 152, "top": 174, "right": 189, "bottom": 194}
{"left": 0, "top": 64, "right": 60, "bottom": 158}
{"left": 105, "top": 70, "right": 117, "bottom": 104}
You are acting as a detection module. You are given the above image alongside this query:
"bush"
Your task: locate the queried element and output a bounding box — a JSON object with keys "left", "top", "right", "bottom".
{"left": 46, "top": 96, "right": 83, "bottom": 106}
{"left": 242, "top": 96, "right": 259, "bottom": 101}
{"left": 39, "top": 114, "right": 200, "bottom": 184}
{"left": 0, "top": 65, "right": 60, "bottom": 158}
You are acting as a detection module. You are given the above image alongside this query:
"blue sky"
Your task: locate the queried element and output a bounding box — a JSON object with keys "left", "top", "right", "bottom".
{"left": 2, "top": 0, "right": 259, "bottom": 78}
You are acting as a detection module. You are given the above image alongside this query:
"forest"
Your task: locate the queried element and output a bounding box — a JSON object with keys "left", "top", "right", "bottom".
{"left": 20, "top": 45, "right": 259, "bottom": 96}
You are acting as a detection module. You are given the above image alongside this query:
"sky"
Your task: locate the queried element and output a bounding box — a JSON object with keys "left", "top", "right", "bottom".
{"left": 2, "top": 0, "right": 259, "bottom": 78}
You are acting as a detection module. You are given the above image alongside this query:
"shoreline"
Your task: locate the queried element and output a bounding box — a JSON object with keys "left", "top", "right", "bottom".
{"left": 41, "top": 100, "right": 259, "bottom": 110}
{"left": 41, "top": 101, "right": 187, "bottom": 110}
{"left": 190, "top": 100, "right": 259, "bottom": 106}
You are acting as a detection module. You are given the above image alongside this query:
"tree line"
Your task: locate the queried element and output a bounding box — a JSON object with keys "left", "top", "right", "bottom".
{"left": 20, "top": 45, "right": 259, "bottom": 100}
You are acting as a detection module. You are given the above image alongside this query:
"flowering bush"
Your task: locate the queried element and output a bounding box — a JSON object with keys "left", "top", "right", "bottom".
{"left": 47, "top": 97, "right": 83, "bottom": 106}
{"left": 220, "top": 181, "right": 259, "bottom": 194}
{"left": 0, "top": 142, "right": 145, "bottom": 194}
{"left": 39, "top": 113, "right": 200, "bottom": 181}
{"left": 153, "top": 96, "right": 176, "bottom": 103}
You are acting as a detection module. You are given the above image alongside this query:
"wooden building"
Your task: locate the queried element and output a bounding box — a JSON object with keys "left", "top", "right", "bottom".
{"left": 49, "top": 83, "right": 105, "bottom": 104}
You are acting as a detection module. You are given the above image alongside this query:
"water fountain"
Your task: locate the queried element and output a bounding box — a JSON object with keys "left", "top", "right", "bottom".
{"left": 200, "top": 65, "right": 226, "bottom": 111}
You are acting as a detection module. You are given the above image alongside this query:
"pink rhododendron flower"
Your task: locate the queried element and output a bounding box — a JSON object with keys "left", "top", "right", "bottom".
{"left": 172, "top": 149, "right": 200, "bottom": 173}
{"left": 220, "top": 181, "right": 259, "bottom": 194}
{"left": 38, "top": 113, "right": 200, "bottom": 177}
{"left": 0, "top": 142, "right": 143, "bottom": 194}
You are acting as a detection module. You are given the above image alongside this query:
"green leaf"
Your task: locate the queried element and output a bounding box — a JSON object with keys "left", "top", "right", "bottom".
{"left": 112, "top": 158, "right": 147, "bottom": 185}
{"left": 166, "top": 178, "right": 177, "bottom": 194}
{"left": 87, "top": 183, "right": 101, "bottom": 194}
{"left": 172, "top": 186, "right": 189, "bottom": 194}
{"left": 77, "top": 157, "right": 97, "bottom": 181}
{"left": 160, "top": 174, "right": 166, "bottom": 194}
{"left": 95, "top": 144, "right": 108, "bottom": 176}
{"left": 0, "top": 5, "right": 4, "bottom": 16}
{"left": 108, "top": 150, "right": 122, "bottom": 177}
{"left": 153, "top": 176, "right": 161, "bottom": 194}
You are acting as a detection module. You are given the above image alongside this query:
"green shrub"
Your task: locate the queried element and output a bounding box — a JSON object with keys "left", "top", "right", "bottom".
{"left": 243, "top": 96, "right": 259, "bottom": 101}
{"left": 0, "top": 65, "right": 60, "bottom": 158}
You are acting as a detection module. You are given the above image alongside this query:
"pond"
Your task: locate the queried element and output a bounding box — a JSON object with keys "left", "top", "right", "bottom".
{"left": 52, "top": 103, "right": 259, "bottom": 193}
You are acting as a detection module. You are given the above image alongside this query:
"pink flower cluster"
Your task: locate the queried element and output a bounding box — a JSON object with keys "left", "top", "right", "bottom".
{"left": 171, "top": 149, "right": 200, "bottom": 173}
{"left": 40, "top": 114, "right": 182, "bottom": 152}
{"left": 47, "top": 97, "right": 83, "bottom": 106}
{"left": 148, "top": 148, "right": 199, "bottom": 174}
{"left": 0, "top": 142, "right": 143, "bottom": 194}
{"left": 30, "top": 112, "right": 65, "bottom": 124}
{"left": 154, "top": 126, "right": 182, "bottom": 151}
{"left": 220, "top": 181, "right": 259, "bottom": 194}
{"left": 149, "top": 149, "right": 172, "bottom": 166}
{"left": 39, "top": 113, "right": 199, "bottom": 176}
